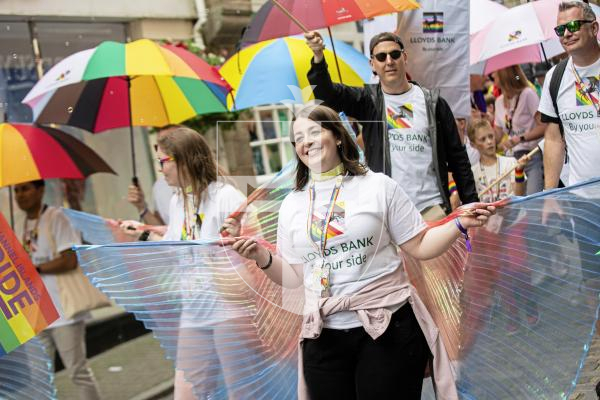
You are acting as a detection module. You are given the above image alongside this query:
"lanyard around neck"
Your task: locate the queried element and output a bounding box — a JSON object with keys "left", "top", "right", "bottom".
{"left": 479, "top": 161, "right": 501, "bottom": 201}
{"left": 504, "top": 91, "right": 522, "bottom": 135}
{"left": 181, "top": 196, "right": 202, "bottom": 241}
{"left": 22, "top": 204, "right": 48, "bottom": 255}
{"left": 571, "top": 61, "right": 600, "bottom": 118}
{"left": 307, "top": 174, "right": 345, "bottom": 257}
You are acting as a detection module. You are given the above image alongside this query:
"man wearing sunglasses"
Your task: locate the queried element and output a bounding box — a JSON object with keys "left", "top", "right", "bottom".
{"left": 539, "top": 1, "right": 600, "bottom": 190}
{"left": 305, "top": 31, "right": 478, "bottom": 220}
{"left": 538, "top": 1, "right": 600, "bottom": 336}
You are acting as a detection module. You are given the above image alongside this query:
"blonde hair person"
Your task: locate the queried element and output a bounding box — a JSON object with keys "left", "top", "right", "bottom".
{"left": 492, "top": 65, "right": 547, "bottom": 194}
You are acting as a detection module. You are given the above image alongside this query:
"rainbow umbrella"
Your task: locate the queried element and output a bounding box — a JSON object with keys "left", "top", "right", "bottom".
{"left": 220, "top": 36, "right": 371, "bottom": 110}
{"left": 0, "top": 123, "right": 115, "bottom": 186}
{"left": 0, "top": 123, "right": 115, "bottom": 226}
{"left": 22, "top": 39, "right": 230, "bottom": 181}
{"left": 241, "top": 0, "right": 420, "bottom": 44}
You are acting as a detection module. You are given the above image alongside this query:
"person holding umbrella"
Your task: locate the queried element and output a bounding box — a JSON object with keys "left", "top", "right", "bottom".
{"left": 225, "top": 104, "right": 495, "bottom": 399}
{"left": 304, "top": 31, "right": 479, "bottom": 221}
{"left": 14, "top": 180, "right": 102, "bottom": 400}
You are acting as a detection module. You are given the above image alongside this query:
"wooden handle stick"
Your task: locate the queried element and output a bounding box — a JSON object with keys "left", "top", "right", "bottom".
{"left": 478, "top": 146, "right": 540, "bottom": 197}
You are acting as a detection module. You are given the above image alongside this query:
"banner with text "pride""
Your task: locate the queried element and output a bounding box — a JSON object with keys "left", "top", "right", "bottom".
{"left": 0, "top": 213, "right": 58, "bottom": 355}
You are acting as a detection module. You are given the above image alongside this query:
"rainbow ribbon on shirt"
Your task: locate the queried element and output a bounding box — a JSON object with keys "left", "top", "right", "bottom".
{"left": 0, "top": 214, "right": 58, "bottom": 355}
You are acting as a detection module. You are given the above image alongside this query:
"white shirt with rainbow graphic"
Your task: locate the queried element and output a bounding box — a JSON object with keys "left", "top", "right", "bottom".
{"left": 384, "top": 85, "right": 443, "bottom": 211}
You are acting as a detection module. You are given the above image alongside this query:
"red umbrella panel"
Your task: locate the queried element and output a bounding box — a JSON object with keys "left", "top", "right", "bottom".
{"left": 241, "top": 0, "right": 420, "bottom": 44}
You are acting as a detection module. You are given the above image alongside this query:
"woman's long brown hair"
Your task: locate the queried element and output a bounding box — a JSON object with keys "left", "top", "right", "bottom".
{"left": 157, "top": 126, "right": 223, "bottom": 209}
{"left": 496, "top": 65, "right": 529, "bottom": 98}
{"left": 290, "top": 105, "right": 367, "bottom": 190}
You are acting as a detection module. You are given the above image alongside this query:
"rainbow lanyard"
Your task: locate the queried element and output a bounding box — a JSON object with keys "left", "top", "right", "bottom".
{"left": 480, "top": 161, "right": 501, "bottom": 201}
{"left": 306, "top": 174, "right": 345, "bottom": 295}
{"left": 22, "top": 204, "right": 47, "bottom": 255}
{"left": 180, "top": 200, "right": 202, "bottom": 241}
{"left": 571, "top": 61, "right": 600, "bottom": 118}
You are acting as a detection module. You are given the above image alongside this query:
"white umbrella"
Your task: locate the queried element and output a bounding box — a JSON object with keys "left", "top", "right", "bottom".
{"left": 470, "top": 0, "right": 600, "bottom": 75}
{"left": 470, "top": 0, "right": 507, "bottom": 34}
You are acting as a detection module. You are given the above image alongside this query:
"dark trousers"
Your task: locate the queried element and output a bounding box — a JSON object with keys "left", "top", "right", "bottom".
{"left": 302, "top": 304, "right": 430, "bottom": 400}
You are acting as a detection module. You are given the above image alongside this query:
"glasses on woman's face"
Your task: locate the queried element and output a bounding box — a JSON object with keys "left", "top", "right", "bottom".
{"left": 554, "top": 19, "right": 594, "bottom": 37}
{"left": 371, "top": 49, "right": 403, "bottom": 63}
{"left": 157, "top": 155, "right": 175, "bottom": 168}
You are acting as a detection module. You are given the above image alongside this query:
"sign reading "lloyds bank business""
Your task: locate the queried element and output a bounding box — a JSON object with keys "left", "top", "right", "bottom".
{"left": 363, "top": 1, "right": 470, "bottom": 118}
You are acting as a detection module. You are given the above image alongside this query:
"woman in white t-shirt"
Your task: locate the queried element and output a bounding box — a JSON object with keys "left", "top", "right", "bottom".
{"left": 226, "top": 105, "right": 495, "bottom": 399}
{"left": 493, "top": 65, "right": 547, "bottom": 195}
{"left": 154, "top": 127, "right": 262, "bottom": 400}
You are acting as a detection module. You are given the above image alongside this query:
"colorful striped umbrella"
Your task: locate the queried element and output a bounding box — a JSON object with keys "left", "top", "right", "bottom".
{"left": 220, "top": 36, "right": 371, "bottom": 110}
{"left": 241, "top": 0, "right": 420, "bottom": 44}
{"left": 22, "top": 39, "right": 230, "bottom": 180}
{"left": 0, "top": 123, "right": 115, "bottom": 187}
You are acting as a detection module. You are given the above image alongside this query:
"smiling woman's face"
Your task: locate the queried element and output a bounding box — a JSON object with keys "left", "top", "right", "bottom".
{"left": 293, "top": 117, "right": 341, "bottom": 173}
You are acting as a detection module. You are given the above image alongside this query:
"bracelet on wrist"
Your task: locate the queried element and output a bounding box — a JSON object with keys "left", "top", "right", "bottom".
{"left": 448, "top": 180, "right": 457, "bottom": 195}
{"left": 454, "top": 218, "right": 472, "bottom": 252}
{"left": 515, "top": 168, "right": 525, "bottom": 183}
{"left": 258, "top": 251, "right": 273, "bottom": 270}
{"left": 138, "top": 230, "right": 151, "bottom": 241}
{"left": 139, "top": 207, "right": 149, "bottom": 220}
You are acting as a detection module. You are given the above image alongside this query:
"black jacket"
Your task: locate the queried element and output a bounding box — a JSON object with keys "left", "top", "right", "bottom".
{"left": 307, "top": 59, "right": 478, "bottom": 212}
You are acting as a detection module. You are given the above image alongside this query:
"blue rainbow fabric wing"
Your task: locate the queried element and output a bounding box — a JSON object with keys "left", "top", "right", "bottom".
{"left": 67, "top": 161, "right": 600, "bottom": 399}
{"left": 0, "top": 337, "right": 56, "bottom": 400}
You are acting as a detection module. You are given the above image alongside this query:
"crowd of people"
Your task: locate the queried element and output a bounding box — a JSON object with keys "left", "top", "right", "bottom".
{"left": 12, "top": 0, "right": 600, "bottom": 399}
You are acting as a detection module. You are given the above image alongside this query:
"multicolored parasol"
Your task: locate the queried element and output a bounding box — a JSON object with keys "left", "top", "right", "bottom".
{"left": 241, "top": 0, "right": 420, "bottom": 44}
{"left": 22, "top": 39, "right": 230, "bottom": 180}
{"left": 0, "top": 123, "right": 115, "bottom": 187}
{"left": 220, "top": 36, "right": 371, "bottom": 110}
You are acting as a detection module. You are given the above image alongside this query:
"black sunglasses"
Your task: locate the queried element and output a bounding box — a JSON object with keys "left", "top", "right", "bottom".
{"left": 372, "top": 49, "right": 403, "bottom": 62}
{"left": 554, "top": 19, "right": 594, "bottom": 37}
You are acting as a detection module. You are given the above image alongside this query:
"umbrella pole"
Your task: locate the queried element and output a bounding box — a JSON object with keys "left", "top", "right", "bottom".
{"left": 540, "top": 42, "right": 551, "bottom": 68}
{"left": 8, "top": 186, "right": 14, "bottom": 229}
{"left": 127, "top": 76, "right": 138, "bottom": 186}
{"left": 327, "top": 27, "right": 343, "bottom": 84}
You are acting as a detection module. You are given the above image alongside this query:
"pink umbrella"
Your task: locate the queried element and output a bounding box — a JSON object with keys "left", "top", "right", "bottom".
{"left": 470, "top": 0, "right": 600, "bottom": 75}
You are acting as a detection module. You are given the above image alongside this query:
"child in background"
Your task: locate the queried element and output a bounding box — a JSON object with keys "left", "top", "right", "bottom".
{"left": 467, "top": 119, "right": 539, "bottom": 335}
{"left": 467, "top": 119, "right": 527, "bottom": 202}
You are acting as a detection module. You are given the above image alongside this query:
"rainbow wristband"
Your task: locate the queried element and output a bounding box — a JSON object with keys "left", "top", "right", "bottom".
{"left": 448, "top": 180, "right": 457, "bottom": 195}
{"left": 515, "top": 168, "right": 525, "bottom": 183}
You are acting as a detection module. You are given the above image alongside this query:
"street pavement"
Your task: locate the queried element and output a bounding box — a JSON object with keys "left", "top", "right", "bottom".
{"left": 51, "top": 304, "right": 599, "bottom": 400}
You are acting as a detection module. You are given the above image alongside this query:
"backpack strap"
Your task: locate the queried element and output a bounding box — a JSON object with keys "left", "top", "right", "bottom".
{"left": 549, "top": 58, "right": 568, "bottom": 138}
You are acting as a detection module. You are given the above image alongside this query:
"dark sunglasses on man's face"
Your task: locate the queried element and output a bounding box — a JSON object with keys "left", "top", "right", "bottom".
{"left": 554, "top": 19, "right": 594, "bottom": 37}
{"left": 372, "top": 49, "right": 403, "bottom": 62}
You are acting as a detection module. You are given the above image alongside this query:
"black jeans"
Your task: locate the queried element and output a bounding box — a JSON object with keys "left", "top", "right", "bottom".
{"left": 302, "top": 304, "right": 430, "bottom": 400}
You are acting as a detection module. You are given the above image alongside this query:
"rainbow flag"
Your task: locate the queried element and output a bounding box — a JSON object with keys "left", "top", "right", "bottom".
{"left": 576, "top": 78, "right": 600, "bottom": 106}
{"left": 0, "top": 213, "right": 58, "bottom": 355}
{"left": 310, "top": 202, "right": 345, "bottom": 242}
{"left": 387, "top": 105, "right": 413, "bottom": 129}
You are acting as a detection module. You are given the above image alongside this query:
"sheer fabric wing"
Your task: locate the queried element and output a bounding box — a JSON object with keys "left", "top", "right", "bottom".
{"left": 68, "top": 160, "right": 600, "bottom": 399}
{"left": 0, "top": 337, "right": 56, "bottom": 400}
{"left": 409, "top": 179, "right": 600, "bottom": 399}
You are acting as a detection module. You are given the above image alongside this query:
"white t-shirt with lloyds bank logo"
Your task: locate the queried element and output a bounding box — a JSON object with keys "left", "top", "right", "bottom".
{"left": 277, "top": 171, "right": 426, "bottom": 329}
{"left": 384, "top": 85, "right": 444, "bottom": 211}
{"left": 539, "top": 56, "right": 600, "bottom": 186}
